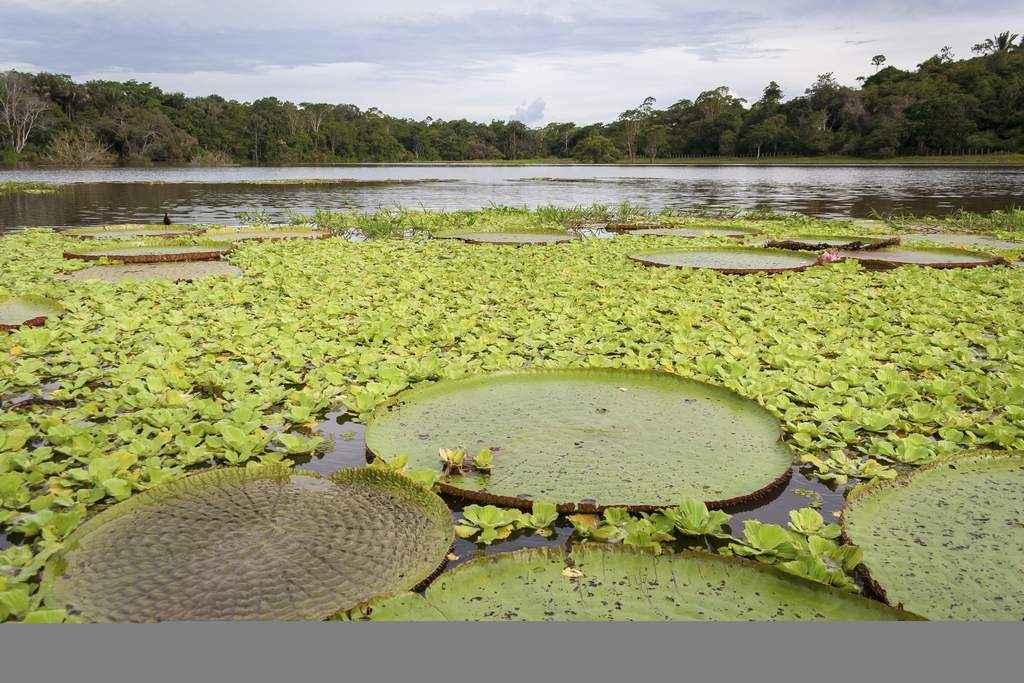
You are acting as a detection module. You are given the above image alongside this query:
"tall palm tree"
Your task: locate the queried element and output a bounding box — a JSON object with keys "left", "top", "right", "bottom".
{"left": 972, "top": 31, "right": 1020, "bottom": 54}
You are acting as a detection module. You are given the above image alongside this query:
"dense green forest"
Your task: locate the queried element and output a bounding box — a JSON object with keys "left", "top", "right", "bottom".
{"left": 1, "top": 34, "right": 1023, "bottom": 166}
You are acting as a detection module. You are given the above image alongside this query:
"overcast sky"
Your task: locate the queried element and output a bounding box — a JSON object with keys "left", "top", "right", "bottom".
{"left": 1, "top": 1, "right": 1021, "bottom": 124}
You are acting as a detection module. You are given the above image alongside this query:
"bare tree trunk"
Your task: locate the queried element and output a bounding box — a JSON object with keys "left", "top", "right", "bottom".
{"left": 0, "top": 72, "right": 48, "bottom": 153}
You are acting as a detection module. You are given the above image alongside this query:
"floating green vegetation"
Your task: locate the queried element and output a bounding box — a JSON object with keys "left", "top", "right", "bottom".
{"left": 61, "top": 261, "right": 243, "bottom": 283}
{"left": 836, "top": 246, "right": 1001, "bottom": 269}
{"left": 0, "top": 296, "right": 63, "bottom": 331}
{"left": 360, "top": 545, "right": 919, "bottom": 621}
{"left": 2, "top": 209, "right": 1024, "bottom": 622}
{"left": 41, "top": 465, "right": 453, "bottom": 622}
{"left": 366, "top": 369, "right": 793, "bottom": 510}
{"left": 628, "top": 226, "right": 761, "bottom": 238}
{"left": 63, "top": 225, "right": 201, "bottom": 240}
{"left": 631, "top": 247, "right": 818, "bottom": 273}
{"left": 442, "top": 232, "right": 575, "bottom": 245}
{"left": 0, "top": 182, "right": 63, "bottom": 196}
{"left": 841, "top": 453, "right": 1024, "bottom": 621}
{"left": 201, "top": 227, "right": 330, "bottom": 242}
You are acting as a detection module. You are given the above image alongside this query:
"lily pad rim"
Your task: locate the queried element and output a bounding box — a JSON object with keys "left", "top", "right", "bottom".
{"left": 42, "top": 464, "right": 455, "bottom": 622}
{"left": 364, "top": 367, "right": 794, "bottom": 513}
{"left": 629, "top": 246, "right": 819, "bottom": 274}
{"left": 360, "top": 544, "right": 925, "bottom": 621}
{"left": 63, "top": 239, "right": 233, "bottom": 263}
{"left": 437, "top": 231, "right": 576, "bottom": 245}
{"left": 0, "top": 293, "right": 66, "bottom": 331}
{"left": 838, "top": 246, "right": 1006, "bottom": 270}
{"left": 839, "top": 451, "right": 1024, "bottom": 610}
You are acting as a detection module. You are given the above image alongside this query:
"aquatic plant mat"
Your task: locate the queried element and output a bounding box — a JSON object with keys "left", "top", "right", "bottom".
{"left": 0, "top": 295, "right": 63, "bottom": 330}
{"left": 63, "top": 226, "right": 199, "bottom": 239}
{"left": 63, "top": 245, "right": 230, "bottom": 263}
{"left": 841, "top": 453, "right": 1024, "bottom": 621}
{"left": 42, "top": 466, "right": 453, "bottom": 622}
{"left": 836, "top": 246, "right": 1002, "bottom": 269}
{"left": 631, "top": 247, "right": 818, "bottom": 274}
{"left": 442, "top": 232, "right": 574, "bottom": 244}
{"left": 629, "top": 226, "right": 761, "bottom": 238}
{"left": 365, "top": 369, "right": 793, "bottom": 510}
{"left": 61, "top": 261, "right": 242, "bottom": 282}
{"left": 765, "top": 235, "right": 900, "bottom": 251}
{"left": 202, "top": 230, "right": 330, "bottom": 242}
{"left": 363, "top": 546, "right": 917, "bottom": 621}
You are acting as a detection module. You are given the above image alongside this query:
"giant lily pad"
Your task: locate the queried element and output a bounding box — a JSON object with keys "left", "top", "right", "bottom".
{"left": 765, "top": 235, "right": 900, "bottom": 251}
{"left": 64, "top": 244, "right": 230, "bottom": 263}
{"left": 442, "top": 232, "right": 574, "bottom": 245}
{"left": 363, "top": 546, "right": 918, "bottom": 621}
{"left": 630, "top": 247, "right": 818, "bottom": 274}
{"left": 42, "top": 465, "right": 453, "bottom": 622}
{"left": 62, "top": 261, "right": 243, "bottom": 283}
{"left": 836, "top": 246, "right": 1001, "bottom": 270}
{"left": 904, "top": 233, "right": 1024, "bottom": 250}
{"left": 63, "top": 225, "right": 199, "bottom": 239}
{"left": 365, "top": 369, "right": 793, "bottom": 511}
{"left": 629, "top": 226, "right": 761, "bottom": 238}
{"left": 841, "top": 453, "right": 1024, "bottom": 621}
{"left": 202, "top": 228, "right": 331, "bottom": 242}
{"left": 0, "top": 295, "right": 63, "bottom": 330}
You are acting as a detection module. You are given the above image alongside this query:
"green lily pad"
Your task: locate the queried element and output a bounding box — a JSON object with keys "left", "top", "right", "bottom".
{"left": 904, "top": 233, "right": 1024, "bottom": 250}
{"left": 836, "top": 246, "right": 1001, "bottom": 269}
{"left": 0, "top": 295, "right": 64, "bottom": 330}
{"left": 62, "top": 261, "right": 243, "bottom": 283}
{"left": 365, "top": 369, "right": 793, "bottom": 510}
{"left": 363, "top": 546, "right": 918, "bottom": 621}
{"left": 442, "top": 232, "right": 574, "bottom": 245}
{"left": 64, "top": 245, "right": 230, "bottom": 263}
{"left": 42, "top": 465, "right": 453, "bottom": 622}
{"left": 841, "top": 453, "right": 1024, "bottom": 621}
{"left": 629, "top": 226, "right": 761, "bottom": 238}
{"left": 631, "top": 247, "right": 818, "bottom": 274}
{"left": 63, "top": 226, "right": 199, "bottom": 239}
{"left": 202, "top": 229, "right": 330, "bottom": 242}
{"left": 765, "top": 235, "right": 900, "bottom": 251}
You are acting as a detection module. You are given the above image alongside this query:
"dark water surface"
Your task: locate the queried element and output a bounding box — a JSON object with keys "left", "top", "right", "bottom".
{"left": 2, "top": 164, "right": 1023, "bottom": 230}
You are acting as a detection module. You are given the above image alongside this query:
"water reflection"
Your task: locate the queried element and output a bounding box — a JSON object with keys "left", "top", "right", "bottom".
{"left": 2, "top": 164, "right": 1023, "bottom": 229}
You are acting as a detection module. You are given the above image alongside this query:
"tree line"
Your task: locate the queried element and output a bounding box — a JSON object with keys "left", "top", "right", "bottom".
{"left": 1, "top": 32, "right": 1022, "bottom": 166}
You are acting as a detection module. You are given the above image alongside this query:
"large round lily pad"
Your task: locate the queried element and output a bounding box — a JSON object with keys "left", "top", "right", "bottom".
{"left": 62, "top": 261, "right": 243, "bottom": 283}
{"left": 364, "top": 546, "right": 918, "bottom": 621}
{"left": 42, "top": 465, "right": 453, "bottom": 622}
{"left": 365, "top": 369, "right": 793, "bottom": 511}
{"left": 0, "top": 295, "right": 63, "bottom": 331}
{"left": 836, "top": 246, "right": 1001, "bottom": 270}
{"left": 202, "top": 229, "right": 330, "bottom": 242}
{"left": 765, "top": 235, "right": 900, "bottom": 251}
{"left": 63, "top": 226, "right": 199, "bottom": 239}
{"left": 63, "top": 245, "right": 230, "bottom": 263}
{"left": 841, "top": 453, "right": 1024, "bottom": 621}
{"left": 904, "top": 233, "right": 1024, "bottom": 250}
{"left": 629, "top": 226, "right": 760, "bottom": 238}
{"left": 442, "top": 232, "right": 574, "bottom": 245}
{"left": 630, "top": 247, "right": 818, "bottom": 274}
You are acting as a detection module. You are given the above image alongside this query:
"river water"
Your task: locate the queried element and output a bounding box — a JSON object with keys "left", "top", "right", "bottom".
{"left": 2, "top": 164, "right": 1023, "bottom": 230}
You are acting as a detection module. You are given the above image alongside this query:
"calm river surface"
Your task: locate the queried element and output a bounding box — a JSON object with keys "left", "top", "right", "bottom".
{"left": 2, "top": 164, "right": 1023, "bottom": 230}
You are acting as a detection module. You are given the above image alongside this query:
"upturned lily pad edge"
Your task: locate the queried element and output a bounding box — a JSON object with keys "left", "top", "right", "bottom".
{"left": 764, "top": 236, "right": 901, "bottom": 251}
{"left": 0, "top": 294, "right": 65, "bottom": 331}
{"left": 350, "top": 544, "right": 925, "bottom": 621}
{"left": 364, "top": 367, "right": 795, "bottom": 513}
{"left": 839, "top": 451, "right": 1024, "bottom": 611}
{"left": 40, "top": 463, "right": 455, "bottom": 622}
